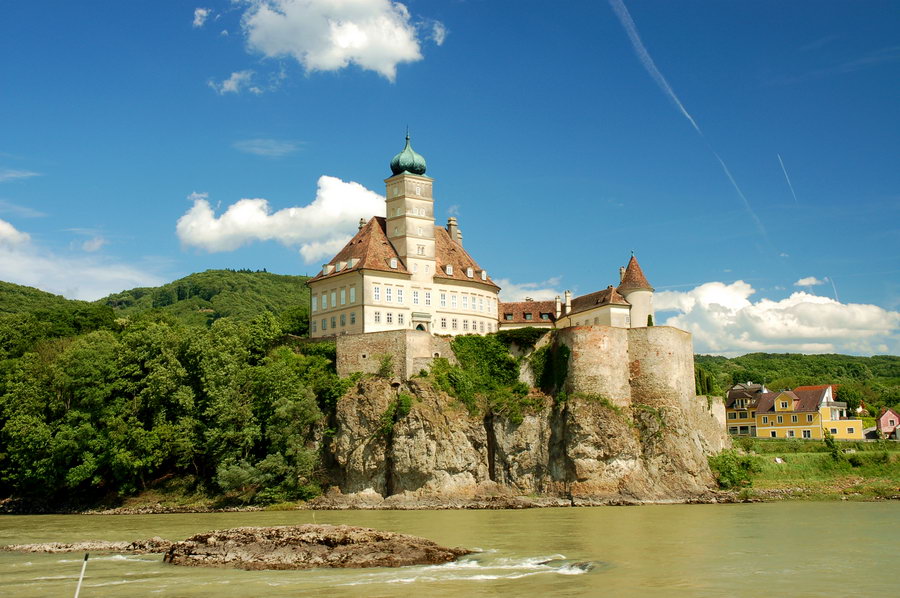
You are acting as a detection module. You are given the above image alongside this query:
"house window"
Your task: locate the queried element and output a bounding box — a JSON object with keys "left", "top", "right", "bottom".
{"left": 386, "top": 312, "right": 393, "bottom": 324}
{"left": 807, "top": 414, "right": 813, "bottom": 422}
{"left": 780, "top": 401, "right": 789, "bottom": 409}
{"left": 729, "top": 427, "right": 738, "bottom": 435}
{"left": 322, "top": 293, "right": 328, "bottom": 309}
{"left": 728, "top": 412, "right": 737, "bottom": 420}
{"left": 788, "top": 430, "right": 795, "bottom": 438}
{"left": 312, "top": 296, "right": 318, "bottom": 312}
{"left": 750, "top": 411, "right": 755, "bottom": 418}
{"left": 386, "top": 287, "right": 393, "bottom": 302}
{"left": 425, "top": 292, "right": 431, "bottom": 306}
{"left": 330, "top": 316, "right": 336, "bottom": 329}
{"left": 791, "top": 415, "right": 798, "bottom": 423}
{"left": 770, "top": 431, "right": 777, "bottom": 438}
{"left": 802, "top": 430, "right": 811, "bottom": 439}
{"left": 398, "top": 313, "right": 404, "bottom": 325}
{"left": 466, "top": 267, "right": 474, "bottom": 278}
{"left": 847, "top": 427, "right": 855, "bottom": 434}
{"left": 524, "top": 313, "right": 533, "bottom": 320}
{"left": 349, "top": 287, "right": 356, "bottom": 303}
{"left": 350, "top": 312, "right": 356, "bottom": 325}
{"left": 889, "top": 419, "right": 896, "bottom": 426}
{"left": 830, "top": 428, "right": 838, "bottom": 434}
{"left": 412, "top": 290, "right": 419, "bottom": 305}
{"left": 441, "top": 317, "right": 447, "bottom": 328}
{"left": 451, "top": 318, "right": 458, "bottom": 330}
{"left": 738, "top": 412, "right": 746, "bottom": 419}
{"left": 504, "top": 313, "right": 513, "bottom": 321}
{"left": 374, "top": 311, "right": 381, "bottom": 323}
{"left": 446, "top": 265, "right": 454, "bottom": 275}
{"left": 777, "top": 416, "right": 783, "bottom": 423}
{"left": 762, "top": 416, "right": 768, "bottom": 424}
{"left": 374, "top": 286, "right": 381, "bottom": 301}
{"left": 340, "top": 289, "right": 346, "bottom": 305}
{"left": 396, "top": 288, "right": 404, "bottom": 303}
{"left": 440, "top": 293, "right": 446, "bottom": 307}
{"left": 340, "top": 314, "right": 346, "bottom": 327}
{"left": 321, "top": 318, "right": 327, "bottom": 330}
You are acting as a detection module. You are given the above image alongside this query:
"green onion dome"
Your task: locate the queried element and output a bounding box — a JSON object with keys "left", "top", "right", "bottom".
{"left": 390, "top": 134, "right": 427, "bottom": 176}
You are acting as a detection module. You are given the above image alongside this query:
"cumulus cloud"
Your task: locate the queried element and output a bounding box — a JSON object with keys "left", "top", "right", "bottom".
{"left": 794, "top": 276, "right": 825, "bottom": 287}
{"left": 232, "top": 138, "right": 300, "bottom": 157}
{"left": 193, "top": 7, "right": 211, "bottom": 28}
{"left": 656, "top": 280, "right": 900, "bottom": 356}
{"left": 0, "top": 169, "right": 40, "bottom": 183}
{"left": 495, "top": 277, "right": 564, "bottom": 302}
{"left": 0, "top": 218, "right": 31, "bottom": 245}
{"left": 240, "top": 0, "right": 424, "bottom": 81}
{"left": 176, "top": 175, "right": 384, "bottom": 263}
{"left": 209, "top": 70, "right": 261, "bottom": 94}
{"left": 0, "top": 222, "right": 161, "bottom": 300}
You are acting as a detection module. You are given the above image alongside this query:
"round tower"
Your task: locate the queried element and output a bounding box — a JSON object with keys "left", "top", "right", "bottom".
{"left": 617, "top": 254, "right": 654, "bottom": 328}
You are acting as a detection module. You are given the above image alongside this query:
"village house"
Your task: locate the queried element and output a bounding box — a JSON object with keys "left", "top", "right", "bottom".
{"left": 724, "top": 382, "right": 769, "bottom": 436}
{"left": 877, "top": 407, "right": 899, "bottom": 439}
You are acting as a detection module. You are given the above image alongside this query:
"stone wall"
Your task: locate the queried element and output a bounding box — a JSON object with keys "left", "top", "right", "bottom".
{"left": 556, "top": 326, "right": 631, "bottom": 408}
{"left": 336, "top": 330, "right": 455, "bottom": 379}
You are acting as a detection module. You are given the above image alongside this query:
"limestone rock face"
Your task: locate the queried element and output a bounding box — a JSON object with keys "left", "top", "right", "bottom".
{"left": 163, "top": 525, "right": 471, "bottom": 570}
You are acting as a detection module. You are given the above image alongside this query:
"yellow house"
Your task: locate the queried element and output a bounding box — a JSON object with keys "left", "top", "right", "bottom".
{"left": 724, "top": 382, "right": 768, "bottom": 436}
{"left": 754, "top": 387, "right": 863, "bottom": 440}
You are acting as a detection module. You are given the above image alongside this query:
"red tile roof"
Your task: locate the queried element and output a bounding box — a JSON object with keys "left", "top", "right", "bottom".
{"left": 755, "top": 389, "right": 829, "bottom": 413}
{"left": 499, "top": 300, "right": 557, "bottom": 324}
{"left": 793, "top": 384, "right": 839, "bottom": 397}
{"left": 307, "top": 217, "right": 409, "bottom": 283}
{"left": 568, "top": 285, "right": 629, "bottom": 316}
{"left": 617, "top": 255, "right": 653, "bottom": 292}
{"left": 433, "top": 226, "right": 500, "bottom": 290}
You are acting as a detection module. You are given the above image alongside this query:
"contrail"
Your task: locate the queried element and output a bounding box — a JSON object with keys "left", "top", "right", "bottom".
{"left": 777, "top": 153, "right": 799, "bottom": 204}
{"left": 826, "top": 276, "right": 839, "bottom": 302}
{"left": 607, "top": 0, "right": 768, "bottom": 240}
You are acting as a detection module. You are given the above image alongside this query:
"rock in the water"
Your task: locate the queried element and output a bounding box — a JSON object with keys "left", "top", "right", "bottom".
{"left": 162, "top": 524, "right": 472, "bottom": 570}
{"left": 1, "top": 537, "right": 171, "bottom": 554}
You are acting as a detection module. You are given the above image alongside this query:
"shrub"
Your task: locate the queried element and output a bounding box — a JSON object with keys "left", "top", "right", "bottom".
{"left": 708, "top": 450, "right": 759, "bottom": 489}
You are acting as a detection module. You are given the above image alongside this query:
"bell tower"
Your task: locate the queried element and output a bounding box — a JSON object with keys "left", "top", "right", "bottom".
{"left": 385, "top": 134, "right": 435, "bottom": 283}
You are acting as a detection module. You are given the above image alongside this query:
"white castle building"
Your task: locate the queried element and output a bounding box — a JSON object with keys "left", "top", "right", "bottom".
{"left": 307, "top": 137, "right": 654, "bottom": 338}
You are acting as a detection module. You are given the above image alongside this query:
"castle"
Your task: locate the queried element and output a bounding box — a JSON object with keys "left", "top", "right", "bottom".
{"left": 307, "top": 136, "right": 656, "bottom": 339}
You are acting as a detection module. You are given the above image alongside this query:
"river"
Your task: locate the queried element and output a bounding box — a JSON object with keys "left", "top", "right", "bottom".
{"left": 1, "top": 502, "right": 894, "bottom": 597}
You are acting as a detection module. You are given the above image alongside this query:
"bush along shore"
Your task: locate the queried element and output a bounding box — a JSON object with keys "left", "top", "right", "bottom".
{"left": 708, "top": 437, "right": 900, "bottom": 502}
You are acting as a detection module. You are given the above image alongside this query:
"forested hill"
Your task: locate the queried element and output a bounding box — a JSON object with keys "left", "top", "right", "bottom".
{"left": 100, "top": 269, "right": 310, "bottom": 328}
{"left": 0, "top": 280, "right": 79, "bottom": 314}
{"left": 695, "top": 352, "right": 900, "bottom": 414}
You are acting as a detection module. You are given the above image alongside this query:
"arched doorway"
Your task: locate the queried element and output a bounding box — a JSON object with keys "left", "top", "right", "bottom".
{"left": 415, "top": 324, "right": 426, "bottom": 331}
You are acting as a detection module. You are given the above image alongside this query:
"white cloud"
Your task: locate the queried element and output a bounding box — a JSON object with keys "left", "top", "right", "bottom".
{"left": 232, "top": 138, "right": 300, "bottom": 157}
{"left": 176, "top": 174, "right": 384, "bottom": 262}
{"left": 656, "top": 280, "right": 900, "bottom": 356}
{"left": 209, "top": 70, "right": 260, "bottom": 94}
{"left": 0, "top": 222, "right": 161, "bottom": 300}
{"left": 0, "top": 218, "right": 31, "bottom": 245}
{"left": 240, "top": 0, "right": 424, "bottom": 82}
{"left": 428, "top": 21, "right": 447, "bottom": 46}
{"left": 794, "top": 276, "right": 825, "bottom": 287}
{"left": 495, "top": 277, "right": 564, "bottom": 302}
{"left": 193, "top": 7, "right": 211, "bottom": 28}
{"left": 0, "top": 169, "right": 40, "bottom": 183}
{"left": 81, "top": 236, "right": 107, "bottom": 252}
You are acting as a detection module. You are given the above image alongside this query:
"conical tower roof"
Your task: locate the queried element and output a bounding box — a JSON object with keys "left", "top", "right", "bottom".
{"left": 617, "top": 255, "right": 654, "bottom": 292}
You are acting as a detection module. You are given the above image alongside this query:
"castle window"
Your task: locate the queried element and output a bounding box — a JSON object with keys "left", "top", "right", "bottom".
{"left": 331, "top": 291, "right": 337, "bottom": 308}
{"left": 479, "top": 297, "right": 484, "bottom": 312}
{"left": 440, "top": 293, "right": 447, "bottom": 307}
{"left": 504, "top": 313, "right": 513, "bottom": 321}
{"left": 340, "top": 289, "right": 346, "bottom": 305}
{"left": 524, "top": 313, "right": 533, "bottom": 320}
{"left": 390, "top": 258, "right": 398, "bottom": 269}
{"left": 415, "top": 185, "right": 421, "bottom": 195}
{"left": 311, "top": 321, "right": 316, "bottom": 332}
{"left": 481, "top": 270, "right": 487, "bottom": 281}
{"left": 398, "top": 313, "right": 404, "bottom": 325}
{"left": 463, "top": 320, "right": 469, "bottom": 331}
{"left": 321, "top": 318, "right": 327, "bottom": 330}
{"left": 374, "top": 311, "right": 381, "bottom": 323}
{"left": 413, "top": 291, "right": 419, "bottom": 305}
{"left": 479, "top": 321, "right": 485, "bottom": 333}
{"left": 413, "top": 263, "right": 418, "bottom": 273}
{"left": 540, "top": 313, "right": 550, "bottom": 320}
{"left": 396, "top": 288, "right": 404, "bottom": 303}
{"left": 417, "top": 226, "right": 423, "bottom": 236}
{"left": 462, "top": 296, "right": 468, "bottom": 310}
{"left": 417, "top": 245, "right": 425, "bottom": 255}
{"left": 350, "top": 312, "right": 356, "bottom": 325}
{"left": 451, "top": 295, "right": 457, "bottom": 308}
{"left": 386, "top": 287, "right": 393, "bottom": 302}
{"left": 451, "top": 318, "right": 458, "bottom": 330}
{"left": 386, "top": 312, "right": 393, "bottom": 324}
{"left": 425, "top": 292, "right": 431, "bottom": 306}
{"left": 340, "top": 314, "right": 346, "bottom": 327}
{"left": 446, "top": 265, "right": 454, "bottom": 275}
{"left": 331, "top": 316, "right": 336, "bottom": 329}
{"left": 441, "top": 317, "right": 447, "bottom": 328}
{"left": 466, "top": 267, "right": 474, "bottom": 278}
{"left": 312, "top": 296, "right": 318, "bottom": 312}
{"left": 374, "top": 286, "right": 381, "bottom": 301}
{"left": 322, "top": 293, "right": 328, "bottom": 310}
{"left": 350, "top": 287, "right": 356, "bottom": 303}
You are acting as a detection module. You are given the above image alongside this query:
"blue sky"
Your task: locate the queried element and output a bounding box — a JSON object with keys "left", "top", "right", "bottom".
{"left": 0, "top": 0, "right": 897, "bottom": 355}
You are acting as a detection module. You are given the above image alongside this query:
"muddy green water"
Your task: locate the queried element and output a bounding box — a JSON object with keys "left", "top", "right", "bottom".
{"left": 1, "top": 502, "right": 895, "bottom": 597}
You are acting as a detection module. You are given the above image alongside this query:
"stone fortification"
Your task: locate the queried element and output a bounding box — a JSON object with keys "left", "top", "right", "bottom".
{"left": 322, "top": 325, "right": 730, "bottom": 504}
{"left": 336, "top": 330, "right": 454, "bottom": 379}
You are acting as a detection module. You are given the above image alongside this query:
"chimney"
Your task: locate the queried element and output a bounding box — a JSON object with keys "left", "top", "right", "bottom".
{"left": 619, "top": 266, "right": 626, "bottom": 283}
{"left": 358, "top": 217, "right": 365, "bottom": 231}
{"left": 555, "top": 295, "right": 562, "bottom": 319}
{"left": 564, "top": 290, "right": 572, "bottom": 315}
{"left": 447, "top": 217, "right": 458, "bottom": 242}
{"left": 457, "top": 229, "right": 463, "bottom": 246}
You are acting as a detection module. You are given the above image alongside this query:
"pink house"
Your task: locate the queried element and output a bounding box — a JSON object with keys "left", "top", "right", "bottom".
{"left": 877, "top": 408, "right": 900, "bottom": 438}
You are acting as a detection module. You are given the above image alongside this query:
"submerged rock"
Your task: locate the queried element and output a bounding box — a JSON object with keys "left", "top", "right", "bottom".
{"left": 163, "top": 524, "right": 472, "bottom": 570}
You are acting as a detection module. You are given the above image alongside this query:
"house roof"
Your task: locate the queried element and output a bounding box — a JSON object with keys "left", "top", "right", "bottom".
{"left": 433, "top": 226, "right": 500, "bottom": 290}
{"left": 794, "top": 384, "right": 839, "bottom": 397}
{"left": 617, "top": 255, "right": 653, "bottom": 292}
{"left": 499, "top": 300, "right": 557, "bottom": 324}
{"left": 755, "top": 389, "right": 831, "bottom": 413}
{"left": 725, "top": 394, "right": 759, "bottom": 409}
{"left": 726, "top": 382, "right": 768, "bottom": 401}
{"left": 568, "top": 285, "right": 630, "bottom": 317}
{"left": 308, "top": 217, "right": 408, "bottom": 283}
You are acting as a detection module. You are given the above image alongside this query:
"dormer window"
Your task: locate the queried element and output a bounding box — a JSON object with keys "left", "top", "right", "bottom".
{"left": 524, "top": 313, "right": 533, "bottom": 320}
{"left": 446, "top": 265, "right": 454, "bottom": 275}
{"left": 466, "top": 267, "right": 474, "bottom": 278}
{"left": 338, "top": 261, "right": 346, "bottom": 271}
{"left": 390, "top": 258, "right": 398, "bottom": 269}
{"left": 481, "top": 270, "right": 487, "bottom": 281}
